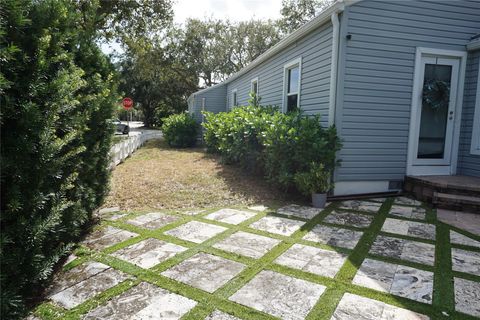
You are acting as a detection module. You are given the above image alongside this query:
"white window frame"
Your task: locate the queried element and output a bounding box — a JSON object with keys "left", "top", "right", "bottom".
{"left": 470, "top": 60, "right": 480, "bottom": 155}
{"left": 201, "top": 97, "right": 206, "bottom": 122}
{"left": 231, "top": 89, "right": 238, "bottom": 109}
{"left": 250, "top": 77, "right": 259, "bottom": 95}
{"left": 282, "top": 57, "right": 302, "bottom": 113}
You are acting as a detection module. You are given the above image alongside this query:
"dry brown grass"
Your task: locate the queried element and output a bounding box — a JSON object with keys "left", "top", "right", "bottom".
{"left": 103, "top": 139, "right": 298, "bottom": 211}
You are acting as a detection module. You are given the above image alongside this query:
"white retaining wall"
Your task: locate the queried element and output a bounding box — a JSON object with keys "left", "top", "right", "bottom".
{"left": 109, "top": 131, "right": 162, "bottom": 168}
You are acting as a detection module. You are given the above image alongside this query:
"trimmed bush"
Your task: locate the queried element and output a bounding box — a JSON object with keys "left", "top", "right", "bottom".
{"left": 202, "top": 103, "right": 342, "bottom": 192}
{"left": 161, "top": 112, "right": 198, "bottom": 147}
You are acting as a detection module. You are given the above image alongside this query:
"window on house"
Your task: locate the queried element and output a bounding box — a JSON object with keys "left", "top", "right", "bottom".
{"left": 232, "top": 89, "right": 238, "bottom": 108}
{"left": 471, "top": 61, "right": 480, "bottom": 155}
{"left": 284, "top": 58, "right": 301, "bottom": 112}
{"left": 251, "top": 78, "right": 259, "bottom": 104}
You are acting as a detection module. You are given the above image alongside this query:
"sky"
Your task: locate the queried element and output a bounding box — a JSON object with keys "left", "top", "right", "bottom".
{"left": 102, "top": 0, "right": 283, "bottom": 55}
{"left": 173, "top": 0, "right": 283, "bottom": 24}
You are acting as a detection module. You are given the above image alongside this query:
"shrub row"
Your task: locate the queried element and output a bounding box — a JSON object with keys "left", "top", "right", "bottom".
{"left": 161, "top": 112, "right": 199, "bottom": 147}
{"left": 202, "top": 104, "right": 342, "bottom": 192}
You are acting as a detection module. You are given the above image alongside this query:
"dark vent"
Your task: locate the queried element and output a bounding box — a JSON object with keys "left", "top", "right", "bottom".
{"left": 389, "top": 180, "right": 403, "bottom": 190}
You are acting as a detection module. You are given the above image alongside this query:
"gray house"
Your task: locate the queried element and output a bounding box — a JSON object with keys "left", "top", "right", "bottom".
{"left": 188, "top": 0, "right": 480, "bottom": 197}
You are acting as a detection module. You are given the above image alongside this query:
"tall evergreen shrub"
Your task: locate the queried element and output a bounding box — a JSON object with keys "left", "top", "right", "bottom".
{"left": 0, "top": 1, "right": 118, "bottom": 317}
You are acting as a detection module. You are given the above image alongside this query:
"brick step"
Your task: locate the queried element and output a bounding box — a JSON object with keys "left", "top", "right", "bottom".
{"left": 433, "top": 192, "right": 480, "bottom": 212}
{"left": 404, "top": 175, "right": 480, "bottom": 213}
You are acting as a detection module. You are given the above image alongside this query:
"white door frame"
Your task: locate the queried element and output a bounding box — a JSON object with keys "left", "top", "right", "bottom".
{"left": 407, "top": 47, "right": 467, "bottom": 176}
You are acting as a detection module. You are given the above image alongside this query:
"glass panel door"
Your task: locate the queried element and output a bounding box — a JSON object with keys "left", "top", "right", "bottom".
{"left": 413, "top": 56, "right": 459, "bottom": 166}
{"left": 417, "top": 64, "right": 452, "bottom": 159}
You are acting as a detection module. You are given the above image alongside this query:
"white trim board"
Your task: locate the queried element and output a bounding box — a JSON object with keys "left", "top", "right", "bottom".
{"left": 231, "top": 89, "right": 238, "bottom": 110}
{"left": 334, "top": 181, "right": 392, "bottom": 196}
{"left": 470, "top": 59, "right": 480, "bottom": 155}
{"left": 406, "top": 47, "right": 467, "bottom": 176}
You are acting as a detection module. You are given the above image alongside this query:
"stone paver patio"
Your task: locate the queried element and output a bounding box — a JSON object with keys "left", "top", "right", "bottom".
{"left": 31, "top": 198, "right": 480, "bottom": 320}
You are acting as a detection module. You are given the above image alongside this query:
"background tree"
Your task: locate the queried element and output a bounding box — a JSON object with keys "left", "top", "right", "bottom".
{"left": 278, "top": 0, "right": 333, "bottom": 34}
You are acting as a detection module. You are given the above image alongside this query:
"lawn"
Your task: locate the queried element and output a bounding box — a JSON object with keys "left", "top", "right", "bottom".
{"left": 103, "top": 139, "right": 298, "bottom": 211}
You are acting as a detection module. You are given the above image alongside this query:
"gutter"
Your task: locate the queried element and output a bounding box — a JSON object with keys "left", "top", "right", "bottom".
{"left": 328, "top": 9, "right": 341, "bottom": 126}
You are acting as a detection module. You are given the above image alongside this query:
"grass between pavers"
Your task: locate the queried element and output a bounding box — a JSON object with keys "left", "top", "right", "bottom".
{"left": 33, "top": 201, "right": 480, "bottom": 320}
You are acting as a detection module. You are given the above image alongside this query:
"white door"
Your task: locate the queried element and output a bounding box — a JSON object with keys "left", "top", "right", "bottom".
{"left": 408, "top": 53, "right": 462, "bottom": 176}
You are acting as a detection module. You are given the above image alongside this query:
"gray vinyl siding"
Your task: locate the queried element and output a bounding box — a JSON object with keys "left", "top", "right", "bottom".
{"left": 335, "top": 0, "right": 480, "bottom": 182}
{"left": 190, "top": 84, "right": 227, "bottom": 122}
{"left": 226, "top": 21, "right": 333, "bottom": 126}
{"left": 458, "top": 50, "right": 480, "bottom": 177}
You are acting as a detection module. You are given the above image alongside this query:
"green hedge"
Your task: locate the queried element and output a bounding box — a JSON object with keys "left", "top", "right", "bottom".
{"left": 161, "top": 112, "right": 198, "bottom": 147}
{"left": 0, "top": 1, "right": 117, "bottom": 317}
{"left": 202, "top": 105, "right": 342, "bottom": 192}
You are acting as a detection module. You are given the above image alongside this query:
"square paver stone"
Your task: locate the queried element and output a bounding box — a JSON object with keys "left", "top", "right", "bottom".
{"left": 164, "top": 221, "right": 227, "bottom": 243}
{"left": 205, "top": 208, "right": 256, "bottom": 225}
{"left": 205, "top": 310, "right": 241, "bottom": 320}
{"left": 249, "top": 215, "right": 306, "bottom": 236}
{"left": 82, "top": 226, "right": 138, "bottom": 250}
{"left": 127, "top": 212, "right": 179, "bottom": 229}
{"left": 213, "top": 231, "right": 281, "bottom": 259}
{"left": 303, "top": 224, "right": 363, "bottom": 249}
{"left": 389, "top": 205, "right": 426, "bottom": 220}
{"left": 46, "top": 261, "right": 110, "bottom": 296}
{"left": 83, "top": 282, "right": 197, "bottom": 319}
{"left": 369, "top": 235, "right": 435, "bottom": 266}
{"left": 229, "top": 270, "right": 326, "bottom": 320}
{"left": 353, "top": 258, "right": 433, "bottom": 304}
{"left": 331, "top": 292, "right": 429, "bottom": 320}
{"left": 277, "top": 204, "right": 322, "bottom": 220}
{"left": 395, "top": 196, "right": 422, "bottom": 206}
{"left": 49, "top": 262, "right": 130, "bottom": 309}
{"left": 381, "top": 218, "right": 435, "bottom": 240}
{"left": 450, "top": 230, "right": 480, "bottom": 248}
{"left": 454, "top": 277, "right": 480, "bottom": 318}
{"left": 275, "top": 244, "right": 347, "bottom": 278}
{"left": 338, "top": 200, "right": 382, "bottom": 213}
{"left": 451, "top": 248, "right": 480, "bottom": 276}
{"left": 323, "top": 211, "right": 374, "bottom": 228}
{"left": 112, "top": 238, "right": 187, "bottom": 269}
{"left": 161, "top": 253, "right": 245, "bottom": 293}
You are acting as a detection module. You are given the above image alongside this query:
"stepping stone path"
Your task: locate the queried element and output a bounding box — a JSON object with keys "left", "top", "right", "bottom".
{"left": 82, "top": 226, "right": 138, "bottom": 250}
{"left": 249, "top": 215, "right": 305, "bottom": 236}
{"left": 275, "top": 243, "right": 347, "bottom": 278}
{"left": 454, "top": 277, "right": 480, "bottom": 317}
{"left": 164, "top": 221, "right": 227, "bottom": 243}
{"left": 338, "top": 200, "right": 382, "bottom": 213}
{"left": 324, "top": 210, "right": 374, "bottom": 228}
{"left": 332, "top": 293, "right": 429, "bottom": 319}
{"left": 450, "top": 230, "right": 480, "bottom": 248}
{"left": 353, "top": 258, "right": 434, "bottom": 304}
{"left": 370, "top": 235, "right": 436, "bottom": 266}
{"left": 127, "top": 212, "right": 179, "bottom": 229}
{"left": 381, "top": 218, "right": 436, "bottom": 240}
{"left": 84, "top": 282, "right": 197, "bottom": 319}
{"left": 111, "top": 238, "right": 187, "bottom": 269}
{"left": 277, "top": 204, "right": 322, "bottom": 219}
{"left": 33, "top": 199, "right": 480, "bottom": 319}
{"left": 229, "top": 270, "right": 326, "bottom": 320}
{"left": 213, "top": 231, "right": 281, "bottom": 259}
{"left": 205, "top": 208, "right": 256, "bottom": 225}
{"left": 48, "top": 262, "right": 130, "bottom": 309}
{"left": 303, "top": 224, "right": 363, "bottom": 249}
{"left": 161, "top": 252, "right": 245, "bottom": 293}
{"left": 389, "top": 204, "right": 426, "bottom": 220}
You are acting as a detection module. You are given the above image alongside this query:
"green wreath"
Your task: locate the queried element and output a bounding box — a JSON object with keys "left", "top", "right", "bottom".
{"left": 422, "top": 80, "right": 450, "bottom": 110}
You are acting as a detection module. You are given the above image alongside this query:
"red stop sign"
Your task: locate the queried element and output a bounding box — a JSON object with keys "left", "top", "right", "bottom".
{"left": 122, "top": 97, "right": 133, "bottom": 110}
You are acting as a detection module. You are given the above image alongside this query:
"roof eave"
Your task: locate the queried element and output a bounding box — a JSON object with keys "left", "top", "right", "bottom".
{"left": 223, "top": 0, "right": 349, "bottom": 85}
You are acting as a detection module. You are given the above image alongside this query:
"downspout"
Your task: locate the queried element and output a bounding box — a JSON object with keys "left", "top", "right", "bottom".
{"left": 328, "top": 10, "right": 341, "bottom": 126}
